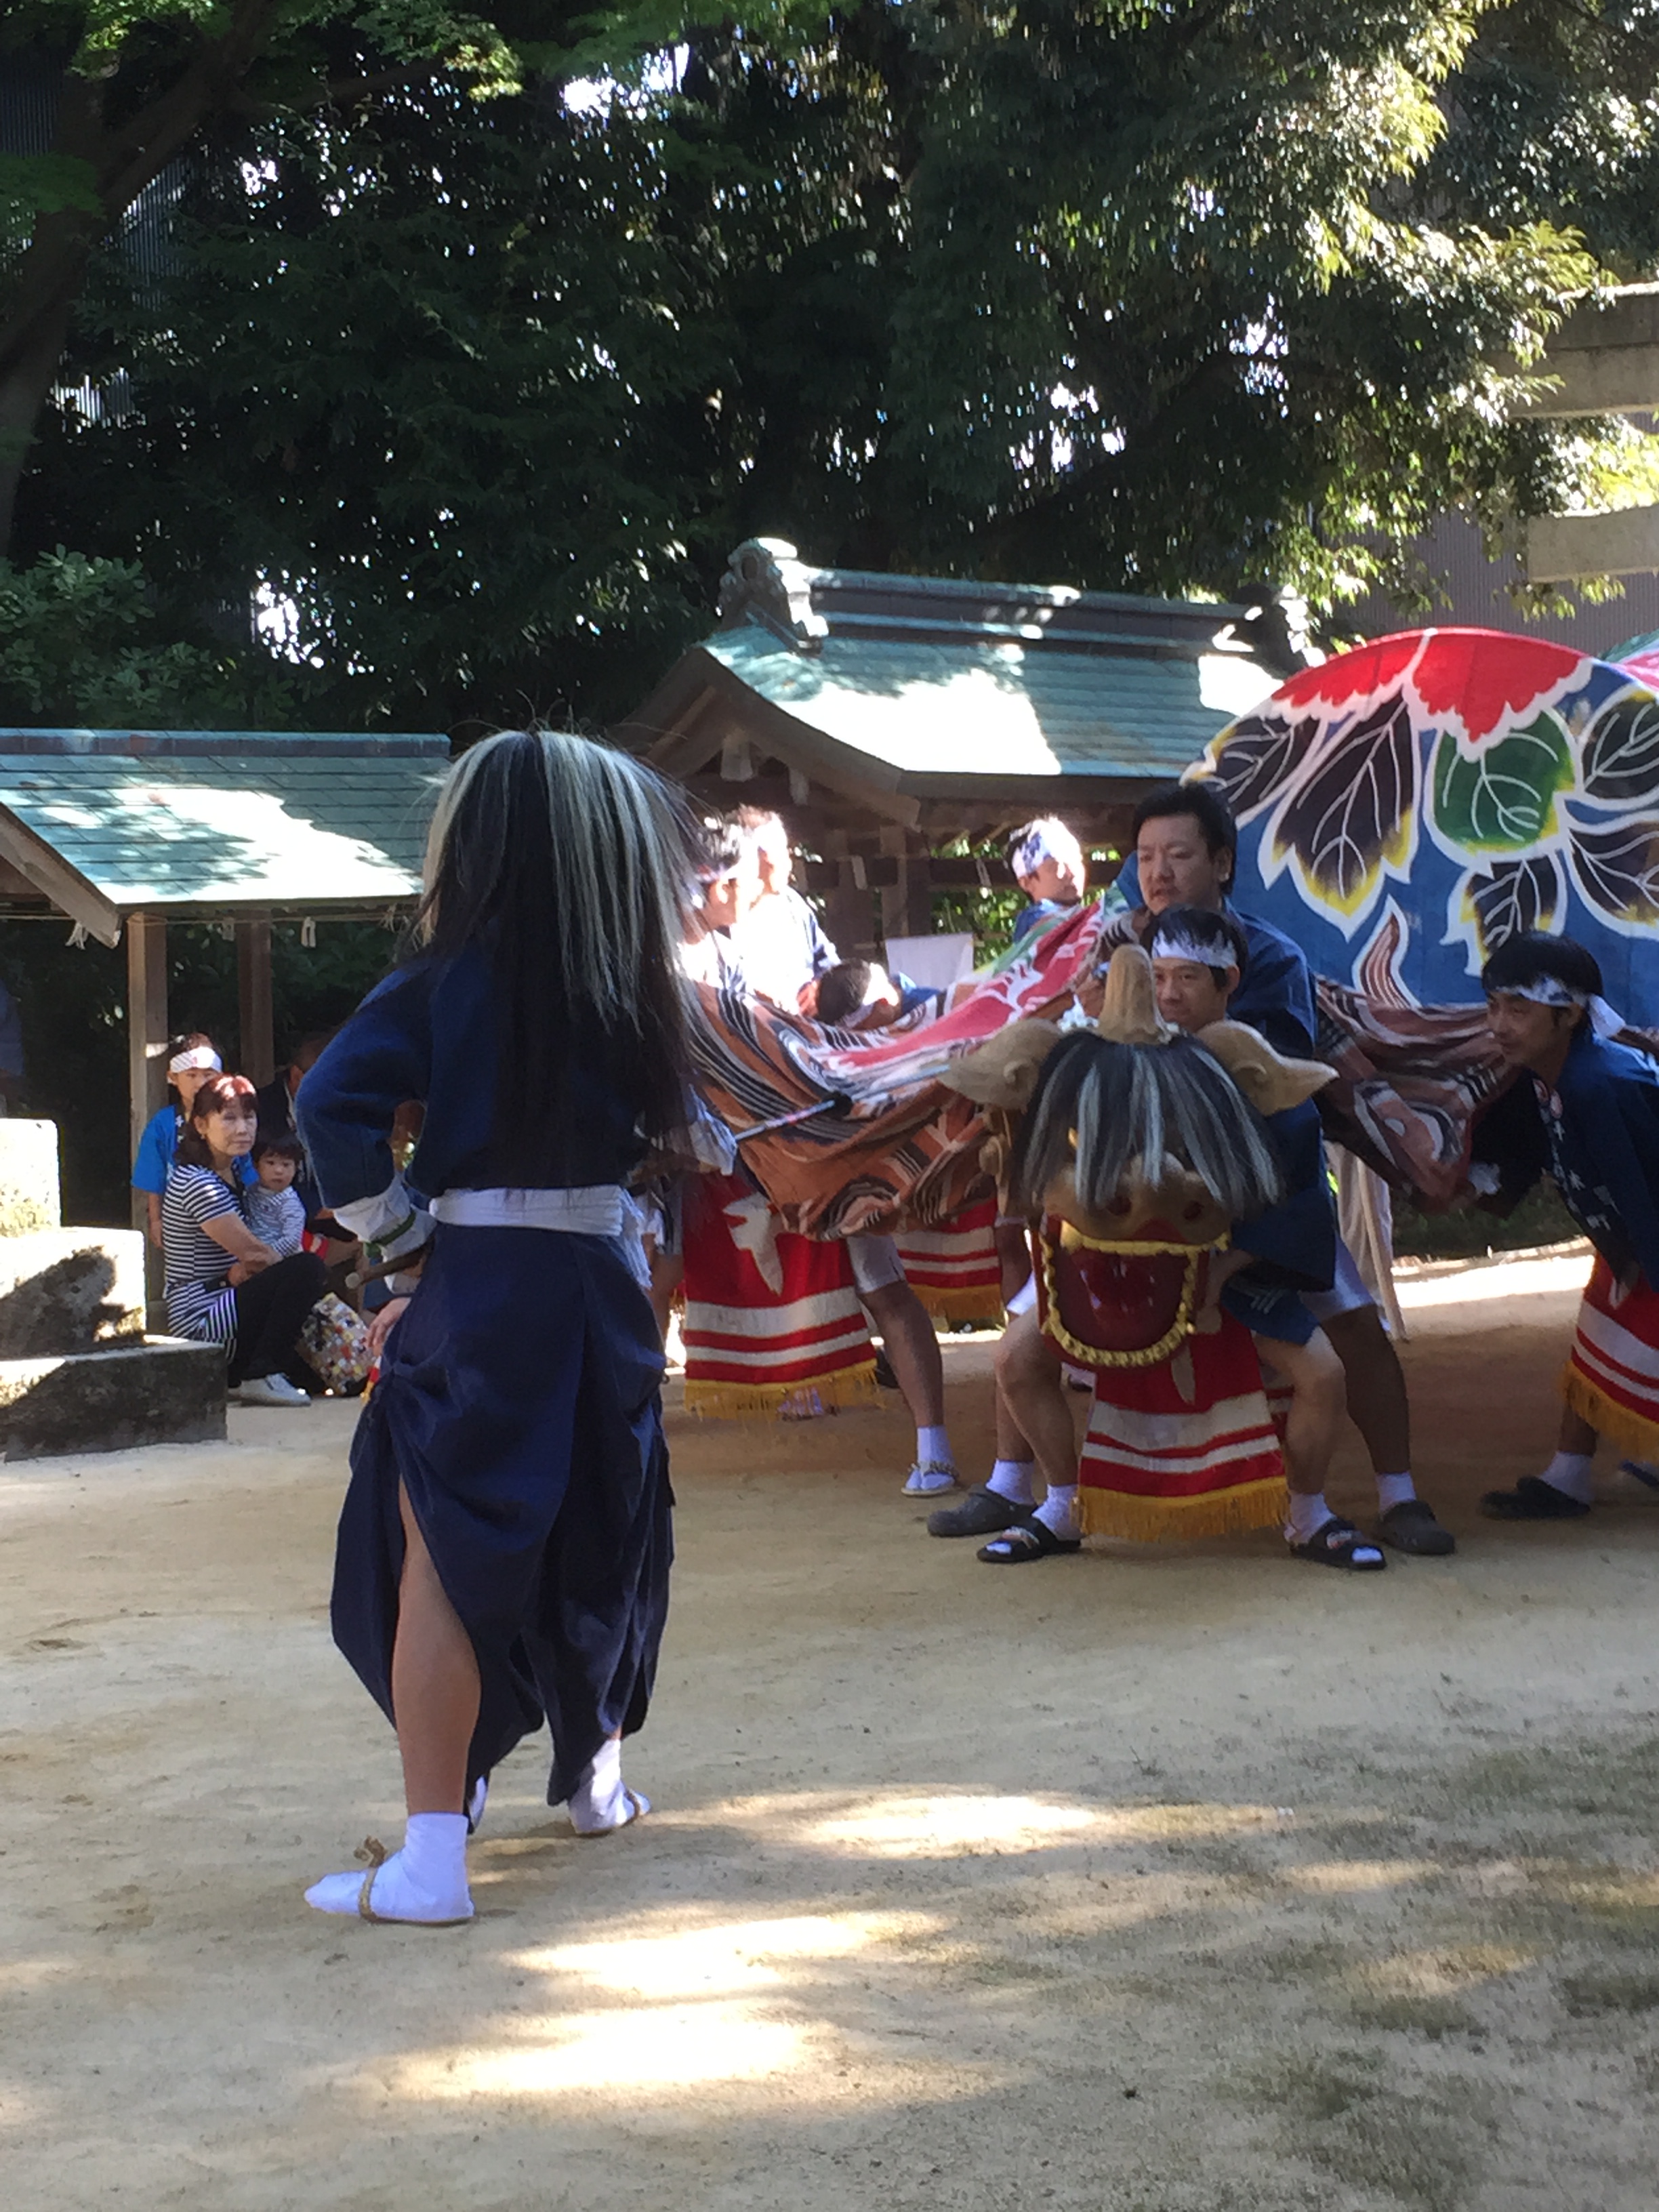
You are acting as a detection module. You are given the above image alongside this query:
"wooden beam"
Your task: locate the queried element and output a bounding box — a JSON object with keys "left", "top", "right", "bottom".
{"left": 126, "top": 912, "right": 169, "bottom": 1245}
{"left": 236, "top": 917, "right": 275, "bottom": 1085}
{"left": 825, "top": 856, "right": 878, "bottom": 960}
{"left": 1510, "top": 286, "right": 1659, "bottom": 419}
{"left": 1527, "top": 506, "right": 1659, "bottom": 581}
{"left": 0, "top": 809, "right": 122, "bottom": 944}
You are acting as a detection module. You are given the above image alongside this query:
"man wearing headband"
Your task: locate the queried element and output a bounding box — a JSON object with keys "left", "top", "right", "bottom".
{"left": 131, "top": 1032, "right": 253, "bottom": 1247}
{"left": 1008, "top": 819, "right": 1087, "bottom": 945}
{"left": 1107, "top": 792, "right": 1454, "bottom": 1557}
{"left": 1143, "top": 906, "right": 1385, "bottom": 1568}
{"left": 1476, "top": 933, "right": 1659, "bottom": 1519}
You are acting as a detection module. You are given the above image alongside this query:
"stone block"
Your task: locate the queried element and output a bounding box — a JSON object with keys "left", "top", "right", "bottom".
{"left": 0, "top": 1336, "right": 226, "bottom": 1460}
{"left": 0, "top": 1120, "right": 61, "bottom": 1236}
{"left": 0, "top": 1227, "right": 147, "bottom": 1356}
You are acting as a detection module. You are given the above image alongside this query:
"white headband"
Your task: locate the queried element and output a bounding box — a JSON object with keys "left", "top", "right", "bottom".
{"left": 1012, "top": 821, "right": 1076, "bottom": 879}
{"left": 1149, "top": 928, "right": 1237, "bottom": 970}
{"left": 169, "top": 1045, "right": 222, "bottom": 1076}
{"left": 1496, "top": 979, "right": 1625, "bottom": 1039}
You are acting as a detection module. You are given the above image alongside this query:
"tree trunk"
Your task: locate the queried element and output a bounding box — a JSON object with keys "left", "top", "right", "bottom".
{"left": 0, "top": 0, "right": 285, "bottom": 557}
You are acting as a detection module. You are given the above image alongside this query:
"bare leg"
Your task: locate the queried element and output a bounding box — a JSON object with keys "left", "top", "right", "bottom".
{"left": 392, "top": 1483, "right": 481, "bottom": 1816}
{"left": 1320, "top": 1304, "right": 1410, "bottom": 1473}
{"left": 995, "top": 1376, "right": 1033, "bottom": 1462}
{"left": 994, "top": 1307, "right": 1075, "bottom": 1493}
{"left": 1559, "top": 1404, "right": 1598, "bottom": 1455}
{"left": 994, "top": 1219, "right": 1032, "bottom": 1303}
{"left": 860, "top": 1277, "right": 945, "bottom": 1427}
{"left": 648, "top": 1247, "right": 683, "bottom": 1345}
{"left": 1252, "top": 1328, "right": 1345, "bottom": 1497}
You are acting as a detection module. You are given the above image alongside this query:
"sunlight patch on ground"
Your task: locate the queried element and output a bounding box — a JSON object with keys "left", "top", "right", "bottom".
{"left": 1285, "top": 1859, "right": 1438, "bottom": 1893}
{"left": 512, "top": 1910, "right": 941, "bottom": 2001}
{"left": 395, "top": 2001, "right": 812, "bottom": 2097}
{"left": 672, "top": 1786, "right": 1291, "bottom": 1858}
{"left": 1357, "top": 1943, "right": 1535, "bottom": 1998}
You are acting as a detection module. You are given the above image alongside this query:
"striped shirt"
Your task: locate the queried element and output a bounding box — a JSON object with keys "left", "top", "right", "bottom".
{"left": 162, "top": 1165, "right": 243, "bottom": 1345}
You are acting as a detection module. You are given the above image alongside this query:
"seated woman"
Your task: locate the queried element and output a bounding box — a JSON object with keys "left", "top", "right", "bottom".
{"left": 161, "top": 1072, "right": 327, "bottom": 1408}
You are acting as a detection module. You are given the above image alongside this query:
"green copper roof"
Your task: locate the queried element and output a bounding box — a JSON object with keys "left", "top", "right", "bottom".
{"left": 698, "top": 629, "right": 1271, "bottom": 783}
{"left": 0, "top": 737, "right": 447, "bottom": 941}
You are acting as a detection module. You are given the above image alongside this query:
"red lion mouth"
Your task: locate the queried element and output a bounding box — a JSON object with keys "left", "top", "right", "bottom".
{"left": 1044, "top": 1238, "right": 1203, "bottom": 1353}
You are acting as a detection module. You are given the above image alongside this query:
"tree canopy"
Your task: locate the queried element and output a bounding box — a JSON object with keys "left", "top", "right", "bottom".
{"left": 7, "top": 2, "right": 1659, "bottom": 732}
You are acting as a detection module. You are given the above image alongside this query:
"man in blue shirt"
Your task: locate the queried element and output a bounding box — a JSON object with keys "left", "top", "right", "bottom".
{"left": 1104, "top": 782, "right": 1453, "bottom": 1557}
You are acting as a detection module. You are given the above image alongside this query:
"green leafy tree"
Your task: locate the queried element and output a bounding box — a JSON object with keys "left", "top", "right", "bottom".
{"left": 13, "top": 3, "right": 1659, "bottom": 732}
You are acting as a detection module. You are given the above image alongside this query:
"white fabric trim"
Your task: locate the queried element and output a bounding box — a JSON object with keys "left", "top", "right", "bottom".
{"left": 1303, "top": 1237, "right": 1374, "bottom": 1324}
{"left": 331, "top": 1174, "right": 413, "bottom": 1244}
{"left": 684, "top": 1286, "right": 866, "bottom": 1338}
{"left": 1082, "top": 1393, "right": 1277, "bottom": 1475}
{"left": 679, "top": 1319, "right": 874, "bottom": 1368}
{"left": 1576, "top": 1296, "right": 1659, "bottom": 1382}
{"left": 1007, "top": 1269, "right": 1038, "bottom": 1316}
{"left": 429, "top": 1185, "right": 630, "bottom": 1235}
{"left": 846, "top": 1231, "right": 905, "bottom": 1294}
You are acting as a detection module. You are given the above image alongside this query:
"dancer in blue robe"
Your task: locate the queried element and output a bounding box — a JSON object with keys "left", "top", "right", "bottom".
{"left": 1473, "top": 933, "right": 1659, "bottom": 1521}
{"left": 298, "top": 729, "right": 697, "bottom": 1925}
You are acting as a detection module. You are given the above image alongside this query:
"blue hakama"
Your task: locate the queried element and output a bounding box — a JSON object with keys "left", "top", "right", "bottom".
{"left": 298, "top": 947, "right": 673, "bottom": 1809}
{"left": 335, "top": 1223, "right": 671, "bottom": 1805}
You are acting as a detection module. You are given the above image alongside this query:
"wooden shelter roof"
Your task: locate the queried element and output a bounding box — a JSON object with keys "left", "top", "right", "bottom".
{"left": 0, "top": 729, "right": 447, "bottom": 945}
{"left": 617, "top": 541, "right": 1278, "bottom": 834}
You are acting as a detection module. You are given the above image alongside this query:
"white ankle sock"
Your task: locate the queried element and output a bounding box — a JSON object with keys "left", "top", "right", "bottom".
{"left": 1034, "top": 1483, "right": 1079, "bottom": 1535}
{"left": 1286, "top": 1490, "right": 1330, "bottom": 1544}
{"left": 304, "top": 1810, "right": 472, "bottom": 1923}
{"left": 1540, "top": 1450, "right": 1595, "bottom": 1502}
{"left": 987, "top": 1458, "right": 1036, "bottom": 1506}
{"left": 916, "top": 1425, "right": 954, "bottom": 1471}
{"left": 1374, "top": 1471, "right": 1417, "bottom": 1513}
{"left": 569, "top": 1736, "right": 649, "bottom": 1836}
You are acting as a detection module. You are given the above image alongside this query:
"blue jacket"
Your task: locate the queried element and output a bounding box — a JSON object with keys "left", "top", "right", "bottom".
{"left": 1538, "top": 1027, "right": 1659, "bottom": 1284}
{"left": 297, "top": 945, "right": 647, "bottom": 1210}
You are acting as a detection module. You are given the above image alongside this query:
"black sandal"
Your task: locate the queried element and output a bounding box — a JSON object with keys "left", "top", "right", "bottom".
{"left": 1288, "top": 1515, "right": 1386, "bottom": 1571}
{"left": 928, "top": 1487, "right": 1033, "bottom": 1538}
{"left": 977, "top": 1520, "right": 1081, "bottom": 1563}
{"left": 1479, "top": 1475, "right": 1591, "bottom": 1520}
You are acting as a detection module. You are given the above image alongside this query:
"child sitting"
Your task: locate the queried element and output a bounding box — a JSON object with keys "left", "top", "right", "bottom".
{"left": 245, "top": 1132, "right": 308, "bottom": 1257}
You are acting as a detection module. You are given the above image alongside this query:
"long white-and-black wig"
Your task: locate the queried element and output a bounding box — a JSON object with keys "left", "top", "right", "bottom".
{"left": 1010, "top": 1031, "right": 1285, "bottom": 1221}
{"left": 411, "top": 729, "right": 699, "bottom": 1176}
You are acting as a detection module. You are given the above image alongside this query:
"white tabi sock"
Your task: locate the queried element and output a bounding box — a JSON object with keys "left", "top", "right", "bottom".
{"left": 987, "top": 1458, "right": 1037, "bottom": 1507}
{"left": 1286, "top": 1490, "right": 1331, "bottom": 1544}
{"left": 1374, "top": 1471, "right": 1417, "bottom": 1513}
{"left": 304, "top": 1811, "right": 472, "bottom": 1924}
{"left": 916, "top": 1425, "right": 955, "bottom": 1472}
{"left": 1033, "top": 1483, "right": 1079, "bottom": 1536}
{"left": 569, "top": 1736, "right": 650, "bottom": 1836}
{"left": 1540, "top": 1450, "right": 1595, "bottom": 1503}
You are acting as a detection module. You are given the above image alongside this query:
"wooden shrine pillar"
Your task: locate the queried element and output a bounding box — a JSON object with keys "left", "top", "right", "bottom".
{"left": 236, "top": 916, "right": 275, "bottom": 1086}
{"left": 878, "top": 827, "right": 934, "bottom": 945}
{"left": 125, "top": 912, "right": 169, "bottom": 1264}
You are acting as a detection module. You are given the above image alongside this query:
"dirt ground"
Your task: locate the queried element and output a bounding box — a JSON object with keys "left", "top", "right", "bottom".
{"left": 4, "top": 1250, "right": 1658, "bottom": 2212}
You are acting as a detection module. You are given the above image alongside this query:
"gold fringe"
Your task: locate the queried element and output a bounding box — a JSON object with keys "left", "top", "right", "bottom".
{"left": 1079, "top": 1473, "right": 1289, "bottom": 1544}
{"left": 684, "top": 1360, "right": 880, "bottom": 1422}
{"left": 1560, "top": 1364, "right": 1659, "bottom": 1461}
{"left": 912, "top": 1286, "right": 1006, "bottom": 1327}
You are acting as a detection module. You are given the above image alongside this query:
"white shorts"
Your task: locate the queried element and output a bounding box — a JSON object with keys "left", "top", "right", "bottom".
{"left": 1303, "top": 1236, "right": 1374, "bottom": 1324}
{"left": 847, "top": 1232, "right": 906, "bottom": 1296}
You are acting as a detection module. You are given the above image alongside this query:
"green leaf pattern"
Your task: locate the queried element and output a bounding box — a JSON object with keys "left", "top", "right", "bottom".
{"left": 1430, "top": 712, "right": 1574, "bottom": 854}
